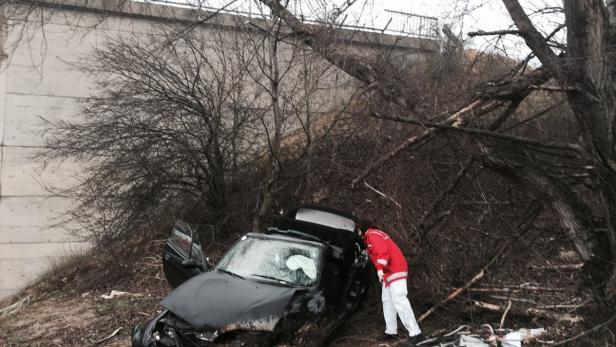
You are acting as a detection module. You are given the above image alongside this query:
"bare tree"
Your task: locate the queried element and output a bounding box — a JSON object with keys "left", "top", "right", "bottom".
{"left": 38, "top": 1, "right": 356, "bottom": 240}
{"left": 235, "top": 2, "right": 354, "bottom": 232}
{"left": 44, "top": 28, "right": 264, "bottom": 242}
{"left": 258, "top": 0, "right": 616, "bottom": 307}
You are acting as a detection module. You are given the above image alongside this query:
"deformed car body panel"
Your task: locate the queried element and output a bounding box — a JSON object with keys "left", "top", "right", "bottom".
{"left": 160, "top": 271, "right": 297, "bottom": 330}
{"left": 132, "top": 206, "right": 369, "bottom": 347}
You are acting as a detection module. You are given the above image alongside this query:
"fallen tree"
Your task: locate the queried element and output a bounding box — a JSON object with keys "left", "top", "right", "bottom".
{"left": 257, "top": 0, "right": 616, "bottom": 313}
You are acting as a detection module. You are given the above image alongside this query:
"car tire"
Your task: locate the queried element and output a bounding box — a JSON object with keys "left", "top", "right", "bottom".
{"left": 131, "top": 319, "right": 155, "bottom": 347}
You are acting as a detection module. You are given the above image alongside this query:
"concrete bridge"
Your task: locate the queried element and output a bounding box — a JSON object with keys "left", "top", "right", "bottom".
{"left": 0, "top": 0, "right": 438, "bottom": 298}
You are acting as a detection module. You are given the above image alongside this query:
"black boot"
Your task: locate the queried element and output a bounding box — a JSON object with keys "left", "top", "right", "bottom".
{"left": 375, "top": 333, "right": 397, "bottom": 342}
{"left": 406, "top": 333, "right": 425, "bottom": 346}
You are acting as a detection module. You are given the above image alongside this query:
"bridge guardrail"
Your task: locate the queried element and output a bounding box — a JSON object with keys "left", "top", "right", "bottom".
{"left": 144, "top": 0, "right": 439, "bottom": 40}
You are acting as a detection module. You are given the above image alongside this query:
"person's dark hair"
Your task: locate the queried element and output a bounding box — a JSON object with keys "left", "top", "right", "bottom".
{"left": 355, "top": 219, "right": 375, "bottom": 234}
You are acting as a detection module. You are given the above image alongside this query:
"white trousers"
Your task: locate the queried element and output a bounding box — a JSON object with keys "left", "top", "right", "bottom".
{"left": 382, "top": 280, "right": 421, "bottom": 336}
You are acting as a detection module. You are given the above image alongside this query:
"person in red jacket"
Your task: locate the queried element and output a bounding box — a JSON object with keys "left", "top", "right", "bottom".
{"left": 357, "top": 220, "right": 424, "bottom": 346}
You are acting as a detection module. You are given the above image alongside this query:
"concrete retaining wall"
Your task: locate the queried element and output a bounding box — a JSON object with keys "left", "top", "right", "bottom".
{"left": 0, "top": 0, "right": 438, "bottom": 299}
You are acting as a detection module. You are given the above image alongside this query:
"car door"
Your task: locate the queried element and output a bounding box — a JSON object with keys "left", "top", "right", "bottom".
{"left": 162, "top": 221, "right": 208, "bottom": 288}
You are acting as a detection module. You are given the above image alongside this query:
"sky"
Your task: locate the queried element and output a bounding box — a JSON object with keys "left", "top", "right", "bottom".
{"left": 336, "top": 0, "right": 564, "bottom": 58}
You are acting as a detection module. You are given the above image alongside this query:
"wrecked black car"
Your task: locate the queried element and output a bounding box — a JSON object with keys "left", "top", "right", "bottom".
{"left": 132, "top": 206, "right": 371, "bottom": 347}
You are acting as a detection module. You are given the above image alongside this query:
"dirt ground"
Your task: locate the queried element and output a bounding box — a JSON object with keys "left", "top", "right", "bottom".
{"left": 0, "top": 293, "right": 438, "bottom": 347}
{"left": 1, "top": 295, "right": 146, "bottom": 347}
{"left": 0, "top": 235, "right": 610, "bottom": 347}
{"left": 0, "top": 290, "right": 400, "bottom": 347}
{"left": 0, "top": 233, "right": 423, "bottom": 347}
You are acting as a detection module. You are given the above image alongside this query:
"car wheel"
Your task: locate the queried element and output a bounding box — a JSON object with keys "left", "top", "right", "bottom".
{"left": 131, "top": 319, "right": 156, "bottom": 347}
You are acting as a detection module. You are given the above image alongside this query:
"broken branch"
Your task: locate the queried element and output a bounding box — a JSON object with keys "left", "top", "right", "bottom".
{"left": 372, "top": 112, "right": 581, "bottom": 152}
{"left": 363, "top": 181, "right": 402, "bottom": 208}
{"left": 418, "top": 202, "right": 544, "bottom": 322}
{"left": 417, "top": 158, "right": 475, "bottom": 237}
{"left": 490, "top": 295, "right": 537, "bottom": 305}
{"left": 351, "top": 99, "right": 490, "bottom": 186}
{"left": 502, "top": 0, "right": 563, "bottom": 77}
{"left": 92, "top": 327, "right": 122, "bottom": 345}
{"left": 472, "top": 300, "right": 583, "bottom": 323}
{"left": 552, "top": 316, "right": 616, "bottom": 346}
{"left": 468, "top": 29, "right": 522, "bottom": 37}
{"left": 499, "top": 300, "right": 512, "bottom": 329}
{"left": 471, "top": 284, "right": 570, "bottom": 293}
{"left": 529, "top": 263, "right": 584, "bottom": 271}
{"left": 418, "top": 270, "right": 485, "bottom": 323}
{"left": 0, "top": 297, "right": 30, "bottom": 317}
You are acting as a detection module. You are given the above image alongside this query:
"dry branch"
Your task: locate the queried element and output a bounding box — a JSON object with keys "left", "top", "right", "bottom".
{"left": 499, "top": 300, "right": 512, "bottom": 329}
{"left": 537, "top": 299, "right": 592, "bottom": 310}
{"left": 552, "top": 316, "right": 616, "bottom": 346}
{"left": 418, "top": 202, "right": 544, "bottom": 322}
{"left": 372, "top": 112, "right": 581, "bottom": 152}
{"left": 351, "top": 99, "right": 489, "bottom": 186}
{"left": 489, "top": 295, "right": 537, "bottom": 305}
{"left": 256, "top": 0, "right": 389, "bottom": 95}
{"left": 472, "top": 300, "right": 583, "bottom": 323}
{"left": 529, "top": 263, "right": 584, "bottom": 271}
{"left": 471, "top": 285, "right": 570, "bottom": 293}
{"left": 502, "top": 0, "right": 563, "bottom": 77}
{"left": 418, "top": 270, "right": 485, "bottom": 323}
{"left": 92, "top": 327, "right": 122, "bottom": 345}
{"left": 468, "top": 30, "right": 522, "bottom": 37}
{"left": 363, "top": 181, "right": 402, "bottom": 208}
{"left": 417, "top": 158, "right": 475, "bottom": 235}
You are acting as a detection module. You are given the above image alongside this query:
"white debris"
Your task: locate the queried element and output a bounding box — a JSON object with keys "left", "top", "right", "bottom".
{"left": 0, "top": 296, "right": 30, "bottom": 317}
{"left": 101, "top": 290, "right": 142, "bottom": 299}
{"left": 460, "top": 335, "right": 489, "bottom": 347}
{"left": 471, "top": 326, "right": 547, "bottom": 347}
{"left": 502, "top": 331, "right": 523, "bottom": 347}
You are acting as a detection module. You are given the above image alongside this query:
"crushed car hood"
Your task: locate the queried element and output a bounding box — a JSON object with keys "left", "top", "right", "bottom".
{"left": 160, "top": 271, "right": 297, "bottom": 331}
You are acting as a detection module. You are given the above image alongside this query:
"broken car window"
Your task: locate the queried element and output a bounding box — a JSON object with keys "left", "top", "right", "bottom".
{"left": 216, "top": 236, "right": 322, "bottom": 286}
{"left": 170, "top": 223, "right": 193, "bottom": 257}
{"left": 286, "top": 255, "right": 317, "bottom": 280}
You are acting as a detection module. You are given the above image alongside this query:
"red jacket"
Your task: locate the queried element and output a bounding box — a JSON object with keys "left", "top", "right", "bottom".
{"left": 363, "top": 228, "right": 408, "bottom": 286}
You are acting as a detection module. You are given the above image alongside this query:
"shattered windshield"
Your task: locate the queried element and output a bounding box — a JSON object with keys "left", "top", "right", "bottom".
{"left": 216, "top": 236, "right": 322, "bottom": 286}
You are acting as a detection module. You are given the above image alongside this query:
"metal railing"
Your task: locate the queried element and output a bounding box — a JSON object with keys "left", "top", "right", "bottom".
{"left": 383, "top": 9, "right": 438, "bottom": 39}
{"left": 143, "top": 0, "right": 439, "bottom": 40}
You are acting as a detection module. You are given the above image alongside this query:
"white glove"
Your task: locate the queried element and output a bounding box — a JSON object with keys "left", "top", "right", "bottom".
{"left": 377, "top": 270, "right": 384, "bottom": 282}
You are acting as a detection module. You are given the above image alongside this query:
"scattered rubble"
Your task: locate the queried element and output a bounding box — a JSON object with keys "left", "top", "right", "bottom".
{"left": 0, "top": 296, "right": 30, "bottom": 317}
{"left": 101, "top": 290, "right": 143, "bottom": 300}
{"left": 419, "top": 325, "right": 548, "bottom": 347}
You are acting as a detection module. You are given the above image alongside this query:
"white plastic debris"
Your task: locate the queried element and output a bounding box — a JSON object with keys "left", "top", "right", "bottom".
{"left": 458, "top": 325, "right": 547, "bottom": 347}
{"left": 520, "top": 328, "right": 547, "bottom": 343}
{"left": 101, "top": 290, "right": 141, "bottom": 299}
{"left": 460, "top": 335, "right": 489, "bottom": 347}
{"left": 502, "top": 331, "right": 523, "bottom": 347}
{"left": 520, "top": 328, "right": 546, "bottom": 338}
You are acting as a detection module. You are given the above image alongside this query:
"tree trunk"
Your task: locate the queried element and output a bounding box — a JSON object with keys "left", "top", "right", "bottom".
{"left": 504, "top": 0, "right": 616, "bottom": 298}
{"left": 253, "top": 17, "right": 283, "bottom": 233}
{"left": 562, "top": 1, "right": 616, "bottom": 295}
